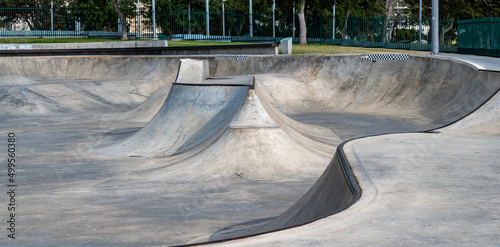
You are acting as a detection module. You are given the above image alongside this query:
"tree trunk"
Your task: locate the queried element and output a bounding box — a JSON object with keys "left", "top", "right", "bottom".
{"left": 297, "top": 0, "right": 307, "bottom": 44}
{"left": 440, "top": 15, "right": 454, "bottom": 46}
{"left": 342, "top": 8, "right": 350, "bottom": 38}
{"left": 111, "top": 0, "right": 128, "bottom": 40}
{"left": 382, "top": 0, "right": 397, "bottom": 43}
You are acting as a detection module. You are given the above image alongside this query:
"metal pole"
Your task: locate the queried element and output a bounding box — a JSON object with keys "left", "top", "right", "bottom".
{"left": 273, "top": 0, "right": 275, "bottom": 38}
{"left": 419, "top": 0, "right": 422, "bottom": 44}
{"left": 118, "top": 0, "right": 121, "bottom": 34}
{"left": 51, "top": 0, "right": 53, "bottom": 32}
{"left": 293, "top": 7, "right": 295, "bottom": 39}
{"left": 431, "top": 0, "right": 439, "bottom": 54}
{"left": 188, "top": 3, "right": 191, "bottom": 35}
{"left": 222, "top": 0, "right": 226, "bottom": 36}
{"left": 206, "top": 0, "right": 209, "bottom": 36}
{"left": 333, "top": 3, "right": 336, "bottom": 40}
{"left": 249, "top": 0, "right": 253, "bottom": 37}
{"left": 137, "top": 0, "right": 141, "bottom": 38}
{"left": 153, "top": 0, "right": 156, "bottom": 39}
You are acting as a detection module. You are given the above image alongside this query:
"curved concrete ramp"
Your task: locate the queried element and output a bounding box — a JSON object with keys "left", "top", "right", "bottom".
{"left": 251, "top": 149, "right": 359, "bottom": 235}
{"left": 215, "top": 55, "right": 499, "bottom": 128}
{"left": 2, "top": 54, "right": 500, "bottom": 246}
{"left": 94, "top": 81, "right": 249, "bottom": 157}
{"left": 208, "top": 56, "right": 500, "bottom": 246}
{"left": 441, "top": 88, "right": 500, "bottom": 135}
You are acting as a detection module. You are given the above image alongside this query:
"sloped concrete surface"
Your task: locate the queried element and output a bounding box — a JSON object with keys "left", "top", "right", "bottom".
{"left": 0, "top": 54, "right": 498, "bottom": 246}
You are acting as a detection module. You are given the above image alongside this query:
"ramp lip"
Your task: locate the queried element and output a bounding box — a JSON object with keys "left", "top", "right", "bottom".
{"left": 174, "top": 76, "right": 255, "bottom": 88}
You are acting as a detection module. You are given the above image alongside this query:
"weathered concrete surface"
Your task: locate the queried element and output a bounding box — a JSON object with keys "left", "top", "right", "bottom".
{"left": 215, "top": 133, "right": 500, "bottom": 246}
{"left": 0, "top": 40, "right": 169, "bottom": 50}
{"left": 0, "top": 54, "right": 498, "bottom": 246}
{"left": 0, "top": 44, "right": 278, "bottom": 57}
{"left": 208, "top": 55, "right": 500, "bottom": 246}
{"left": 92, "top": 83, "right": 249, "bottom": 157}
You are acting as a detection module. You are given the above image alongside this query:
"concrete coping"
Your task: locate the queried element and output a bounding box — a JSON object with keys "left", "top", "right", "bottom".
{"left": 0, "top": 40, "right": 168, "bottom": 50}
{"left": 174, "top": 76, "right": 255, "bottom": 88}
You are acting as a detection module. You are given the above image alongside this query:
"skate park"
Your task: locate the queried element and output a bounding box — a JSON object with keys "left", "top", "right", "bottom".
{"left": 0, "top": 51, "right": 499, "bottom": 246}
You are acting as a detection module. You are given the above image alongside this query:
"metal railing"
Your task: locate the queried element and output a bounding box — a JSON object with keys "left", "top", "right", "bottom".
{"left": 457, "top": 17, "right": 500, "bottom": 57}
{"left": 4, "top": 6, "right": 492, "bottom": 55}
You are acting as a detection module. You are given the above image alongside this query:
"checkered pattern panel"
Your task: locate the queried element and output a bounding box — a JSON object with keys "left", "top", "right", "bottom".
{"left": 215, "top": 56, "right": 249, "bottom": 61}
{"left": 362, "top": 54, "right": 409, "bottom": 60}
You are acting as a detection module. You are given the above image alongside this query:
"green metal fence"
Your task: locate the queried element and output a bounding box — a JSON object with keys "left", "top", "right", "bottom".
{"left": 8, "top": 5, "right": 500, "bottom": 55}
{"left": 457, "top": 17, "right": 500, "bottom": 57}
{"left": 333, "top": 14, "right": 457, "bottom": 52}
{"left": 0, "top": 6, "right": 144, "bottom": 38}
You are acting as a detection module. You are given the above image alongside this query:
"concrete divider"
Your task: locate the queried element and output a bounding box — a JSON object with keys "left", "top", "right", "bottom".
{"left": 0, "top": 40, "right": 168, "bottom": 50}
{"left": 0, "top": 43, "right": 278, "bottom": 56}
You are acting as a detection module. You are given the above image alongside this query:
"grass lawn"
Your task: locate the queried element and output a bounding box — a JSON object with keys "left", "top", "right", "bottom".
{"left": 0, "top": 38, "right": 427, "bottom": 54}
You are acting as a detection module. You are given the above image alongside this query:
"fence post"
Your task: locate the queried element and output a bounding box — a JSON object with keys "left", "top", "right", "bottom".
{"left": 51, "top": 1, "right": 53, "bottom": 32}
{"left": 249, "top": 0, "right": 253, "bottom": 38}
{"left": 419, "top": 0, "right": 422, "bottom": 44}
{"left": 340, "top": 12, "right": 343, "bottom": 41}
{"left": 272, "top": 0, "right": 275, "bottom": 39}
{"left": 408, "top": 13, "right": 411, "bottom": 49}
{"left": 320, "top": 16, "right": 322, "bottom": 40}
{"left": 472, "top": 16, "right": 475, "bottom": 52}
{"left": 40, "top": 6, "right": 43, "bottom": 37}
{"left": 490, "top": 16, "right": 493, "bottom": 55}
{"left": 361, "top": 11, "right": 366, "bottom": 44}
{"left": 431, "top": 0, "right": 439, "bottom": 54}
{"left": 205, "top": 0, "right": 209, "bottom": 36}
{"left": 292, "top": 7, "right": 295, "bottom": 39}
{"left": 188, "top": 3, "right": 191, "bottom": 35}
{"left": 333, "top": 4, "right": 335, "bottom": 40}
{"left": 153, "top": 0, "right": 156, "bottom": 39}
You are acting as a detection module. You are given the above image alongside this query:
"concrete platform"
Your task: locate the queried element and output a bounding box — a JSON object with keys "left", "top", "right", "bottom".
{"left": 0, "top": 43, "right": 278, "bottom": 56}
{"left": 0, "top": 40, "right": 169, "bottom": 50}
{"left": 0, "top": 54, "right": 498, "bottom": 246}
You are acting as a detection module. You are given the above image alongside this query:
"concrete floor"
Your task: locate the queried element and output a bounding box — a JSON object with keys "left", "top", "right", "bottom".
{"left": 0, "top": 54, "right": 498, "bottom": 246}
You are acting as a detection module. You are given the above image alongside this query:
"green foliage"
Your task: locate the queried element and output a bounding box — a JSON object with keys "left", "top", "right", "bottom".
{"left": 0, "top": 0, "right": 67, "bottom": 7}
{"left": 68, "top": 0, "right": 137, "bottom": 32}
{"left": 403, "top": 0, "right": 500, "bottom": 19}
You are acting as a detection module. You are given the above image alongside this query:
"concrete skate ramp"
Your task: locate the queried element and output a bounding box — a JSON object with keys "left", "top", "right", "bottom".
{"left": 210, "top": 57, "right": 500, "bottom": 246}
{"left": 0, "top": 56, "right": 179, "bottom": 81}
{"left": 214, "top": 55, "right": 499, "bottom": 126}
{"left": 2, "top": 54, "right": 500, "bottom": 246}
{"left": 441, "top": 87, "right": 500, "bottom": 135}
{"left": 204, "top": 55, "right": 500, "bottom": 240}
{"left": 0, "top": 56, "right": 181, "bottom": 116}
{"left": 94, "top": 79, "right": 250, "bottom": 157}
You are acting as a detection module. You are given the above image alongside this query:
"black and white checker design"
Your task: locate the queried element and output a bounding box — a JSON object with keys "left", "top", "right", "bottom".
{"left": 215, "top": 55, "right": 248, "bottom": 61}
{"left": 362, "top": 54, "right": 409, "bottom": 61}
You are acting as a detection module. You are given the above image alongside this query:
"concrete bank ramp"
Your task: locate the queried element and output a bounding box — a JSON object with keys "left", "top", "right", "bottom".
{"left": 93, "top": 79, "right": 250, "bottom": 157}
{"left": 0, "top": 56, "right": 180, "bottom": 116}
{"left": 441, "top": 87, "right": 500, "bottom": 135}
{"left": 93, "top": 58, "right": 341, "bottom": 160}
{"left": 214, "top": 55, "right": 499, "bottom": 128}
{"left": 5, "top": 55, "right": 500, "bottom": 246}
{"left": 201, "top": 55, "right": 500, "bottom": 243}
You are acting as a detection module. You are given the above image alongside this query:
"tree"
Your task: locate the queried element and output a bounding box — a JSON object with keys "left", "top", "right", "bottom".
{"left": 382, "top": 0, "right": 398, "bottom": 43}
{"left": 69, "top": 0, "right": 136, "bottom": 38}
{"left": 297, "top": 0, "right": 306, "bottom": 44}
{"left": 403, "top": 0, "right": 500, "bottom": 45}
{"left": 110, "top": 0, "right": 128, "bottom": 40}
{"left": 403, "top": 0, "right": 500, "bottom": 19}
